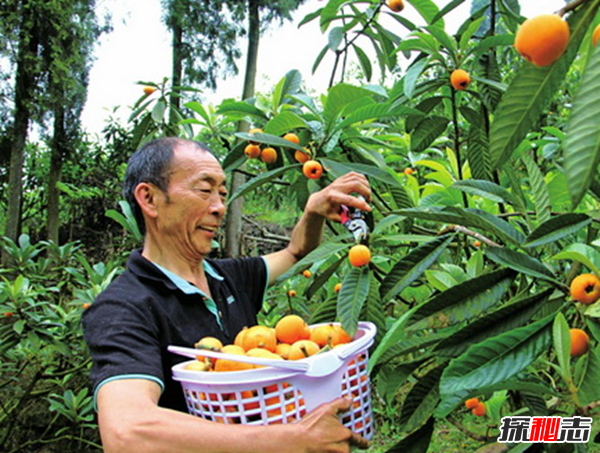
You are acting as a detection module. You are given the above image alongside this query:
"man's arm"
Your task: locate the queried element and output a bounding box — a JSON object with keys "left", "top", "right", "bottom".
{"left": 96, "top": 379, "right": 367, "bottom": 453}
{"left": 264, "top": 172, "right": 371, "bottom": 285}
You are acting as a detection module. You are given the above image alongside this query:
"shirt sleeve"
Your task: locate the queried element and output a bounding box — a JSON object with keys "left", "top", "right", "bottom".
{"left": 81, "top": 283, "right": 165, "bottom": 399}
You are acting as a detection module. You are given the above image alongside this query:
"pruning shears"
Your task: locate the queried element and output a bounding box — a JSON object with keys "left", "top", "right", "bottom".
{"left": 340, "top": 194, "right": 370, "bottom": 244}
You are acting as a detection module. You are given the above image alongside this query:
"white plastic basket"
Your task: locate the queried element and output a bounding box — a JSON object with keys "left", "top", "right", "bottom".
{"left": 169, "top": 321, "right": 377, "bottom": 439}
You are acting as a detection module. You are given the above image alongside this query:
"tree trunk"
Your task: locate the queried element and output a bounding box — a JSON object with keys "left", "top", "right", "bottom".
{"left": 3, "top": 5, "right": 37, "bottom": 262}
{"left": 224, "top": 0, "right": 260, "bottom": 258}
{"left": 47, "top": 106, "right": 66, "bottom": 244}
{"left": 169, "top": 19, "right": 183, "bottom": 124}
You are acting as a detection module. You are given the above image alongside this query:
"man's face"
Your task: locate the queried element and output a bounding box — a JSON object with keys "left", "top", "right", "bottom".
{"left": 153, "top": 143, "right": 227, "bottom": 260}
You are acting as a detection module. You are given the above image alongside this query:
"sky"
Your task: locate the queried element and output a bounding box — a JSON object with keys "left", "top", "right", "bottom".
{"left": 80, "top": 0, "right": 567, "bottom": 135}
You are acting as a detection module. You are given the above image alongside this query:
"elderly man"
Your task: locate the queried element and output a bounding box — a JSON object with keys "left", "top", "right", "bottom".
{"left": 82, "top": 137, "right": 372, "bottom": 452}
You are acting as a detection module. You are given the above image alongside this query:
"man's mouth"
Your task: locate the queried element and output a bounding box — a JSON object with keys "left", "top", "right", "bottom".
{"left": 198, "top": 225, "right": 218, "bottom": 233}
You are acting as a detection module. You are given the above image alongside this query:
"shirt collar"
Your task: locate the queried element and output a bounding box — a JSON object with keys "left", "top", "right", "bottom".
{"left": 152, "top": 260, "right": 224, "bottom": 296}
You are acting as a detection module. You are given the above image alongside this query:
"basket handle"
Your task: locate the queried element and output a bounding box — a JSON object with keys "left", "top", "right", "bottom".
{"left": 167, "top": 345, "right": 310, "bottom": 372}
{"left": 335, "top": 322, "right": 376, "bottom": 360}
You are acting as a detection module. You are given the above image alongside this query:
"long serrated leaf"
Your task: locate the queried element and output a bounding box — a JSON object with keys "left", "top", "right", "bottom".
{"left": 338, "top": 104, "right": 416, "bottom": 129}
{"left": 368, "top": 306, "right": 419, "bottom": 372}
{"left": 553, "top": 312, "right": 572, "bottom": 382}
{"left": 385, "top": 416, "right": 435, "bottom": 453}
{"left": 217, "top": 100, "right": 268, "bottom": 120}
{"left": 578, "top": 347, "right": 600, "bottom": 405}
{"left": 434, "top": 288, "right": 554, "bottom": 358}
{"left": 275, "top": 241, "right": 349, "bottom": 285}
{"left": 409, "top": 268, "right": 516, "bottom": 330}
{"left": 410, "top": 116, "right": 450, "bottom": 153}
{"left": 352, "top": 43, "right": 372, "bottom": 82}
{"left": 397, "top": 206, "right": 526, "bottom": 246}
{"left": 306, "top": 255, "right": 344, "bottom": 300}
{"left": 228, "top": 165, "right": 300, "bottom": 204}
{"left": 523, "top": 214, "right": 591, "bottom": 248}
{"left": 338, "top": 267, "right": 370, "bottom": 338}
{"left": 380, "top": 233, "right": 455, "bottom": 302}
{"left": 440, "top": 314, "right": 554, "bottom": 394}
{"left": 323, "top": 83, "right": 375, "bottom": 124}
{"left": 523, "top": 154, "right": 552, "bottom": 224}
{"left": 550, "top": 243, "right": 600, "bottom": 276}
{"left": 400, "top": 365, "right": 444, "bottom": 433}
{"left": 321, "top": 158, "right": 398, "bottom": 185}
{"left": 564, "top": 43, "right": 600, "bottom": 207}
{"left": 404, "top": 58, "right": 429, "bottom": 99}
{"left": 452, "top": 179, "right": 518, "bottom": 206}
{"left": 489, "top": 2, "right": 599, "bottom": 169}
{"left": 466, "top": 123, "right": 492, "bottom": 181}
{"left": 484, "top": 247, "right": 559, "bottom": 284}
{"left": 264, "top": 112, "right": 309, "bottom": 137}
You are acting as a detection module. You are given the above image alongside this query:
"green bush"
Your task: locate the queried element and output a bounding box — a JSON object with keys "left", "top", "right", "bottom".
{"left": 0, "top": 235, "right": 122, "bottom": 453}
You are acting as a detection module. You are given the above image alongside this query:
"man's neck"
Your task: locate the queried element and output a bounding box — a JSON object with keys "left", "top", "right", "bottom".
{"left": 141, "top": 240, "right": 209, "bottom": 293}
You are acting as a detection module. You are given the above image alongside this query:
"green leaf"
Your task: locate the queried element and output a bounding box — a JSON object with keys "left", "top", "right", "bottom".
{"left": 578, "top": 347, "right": 600, "bottom": 405}
{"left": 275, "top": 241, "right": 349, "bottom": 285}
{"left": 484, "top": 247, "right": 559, "bottom": 284}
{"left": 217, "top": 100, "right": 268, "bottom": 120}
{"left": 368, "top": 306, "right": 419, "bottom": 372}
{"left": 523, "top": 214, "right": 592, "bottom": 248}
{"left": 399, "top": 365, "right": 444, "bottom": 433}
{"left": 550, "top": 243, "right": 600, "bottom": 276}
{"left": 385, "top": 416, "right": 434, "bottom": 453}
{"left": 489, "top": 3, "right": 599, "bottom": 169}
{"left": 380, "top": 234, "right": 455, "bottom": 302}
{"left": 434, "top": 288, "right": 554, "bottom": 358}
{"left": 523, "top": 154, "right": 551, "bottom": 224}
{"left": 323, "top": 84, "right": 375, "bottom": 124}
{"left": 404, "top": 58, "right": 429, "bottom": 99}
{"left": 564, "top": 44, "right": 600, "bottom": 207}
{"left": 306, "top": 256, "right": 345, "bottom": 300}
{"left": 410, "top": 116, "right": 450, "bottom": 153}
{"left": 452, "top": 179, "right": 520, "bottom": 207}
{"left": 440, "top": 314, "right": 554, "bottom": 394}
{"left": 408, "top": 0, "right": 443, "bottom": 27}
{"left": 553, "top": 312, "right": 572, "bottom": 382}
{"left": 352, "top": 44, "right": 372, "bottom": 82}
{"left": 337, "top": 267, "right": 370, "bottom": 338}
{"left": 264, "top": 112, "right": 309, "bottom": 137}
{"left": 228, "top": 165, "right": 300, "bottom": 204}
{"left": 328, "top": 26, "right": 344, "bottom": 51}
{"left": 396, "top": 207, "right": 526, "bottom": 246}
{"left": 337, "top": 104, "right": 416, "bottom": 130}
{"left": 409, "top": 269, "right": 516, "bottom": 330}
{"left": 465, "top": 123, "right": 492, "bottom": 181}
{"left": 320, "top": 158, "right": 398, "bottom": 186}
{"left": 151, "top": 100, "right": 165, "bottom": 124}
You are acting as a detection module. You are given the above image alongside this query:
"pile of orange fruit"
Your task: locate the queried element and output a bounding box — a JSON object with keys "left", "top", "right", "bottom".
{"left": 184, "top": 315, "right": 357, "bottom": 424}
{"left": 186, "top": 315, "right": 352, "bottom": 373}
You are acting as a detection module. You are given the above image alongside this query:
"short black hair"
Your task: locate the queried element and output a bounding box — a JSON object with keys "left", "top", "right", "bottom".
{"left": 122, "top": 137, "right": 212, "bottom": 235}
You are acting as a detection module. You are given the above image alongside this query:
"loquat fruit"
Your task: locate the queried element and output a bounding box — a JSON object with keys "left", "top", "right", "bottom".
{"left": 283, "top": 132, "right": 300, "bottom": 145}
{"left": 514, "top": 14, "right": 570, "bottom": 67}
{"left": 472, "top": 402, "right": 486, "bottom": 417}
{"left": 570, "top": 328, "right": 589, "bottom": 358}
{"left": 348, "top": 244, "right": 371, "bottom": 267}
{"left": 450, "top": 69, "right": 471, "bottom": 90}
{"left": 464, "top": 397, "right": 480, "bottom": 410}
{"left": 244, "top": 143, "right": 261, "bottom": 159}
{"left": 302, "top": 160, "right": 323, "bottom": 179}
{"left": 260, "top": 147, "right": 278, "bottom": 164}
{"left": 295, "top": 148, "right": 311, "bottom": 164}
{"left": 275, "top": 314, "right": 311, "bottom": 344}
{"left": 386, "top": 0, "right": 404, "bottom": 13}
{"left": 570, "top": 273, "right": 600, "bottom": 305}
{"left": 143, "top": 86, "right": 157, "bottom": 95}
{"left": 593, "top": 23, "right": 600, "bottom": 47}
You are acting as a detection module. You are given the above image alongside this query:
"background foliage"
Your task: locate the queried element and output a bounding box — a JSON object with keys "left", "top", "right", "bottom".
{"left": 2, "top": 0, "right": 600, "bottom": 451}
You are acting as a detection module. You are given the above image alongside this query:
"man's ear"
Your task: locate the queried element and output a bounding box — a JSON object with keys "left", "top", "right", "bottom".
{"left": 134, "top": 182, "right": 161, "bottom": 220}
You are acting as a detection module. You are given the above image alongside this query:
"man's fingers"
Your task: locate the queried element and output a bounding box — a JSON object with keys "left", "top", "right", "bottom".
{"left": 350, "top": 432, "right": 370, "bottom": 450}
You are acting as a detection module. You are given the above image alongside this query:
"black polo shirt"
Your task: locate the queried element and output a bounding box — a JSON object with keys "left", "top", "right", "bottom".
{"left": 82, "top": 249, "right": 269, "bottom": 412}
